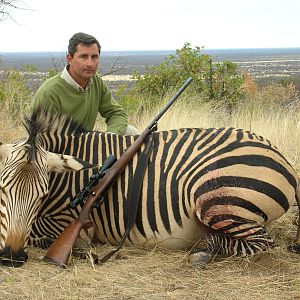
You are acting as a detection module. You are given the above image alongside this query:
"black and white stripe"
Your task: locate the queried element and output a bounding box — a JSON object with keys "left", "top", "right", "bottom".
{"left": 27, "top": 111, "right": 300, "bottom": 259}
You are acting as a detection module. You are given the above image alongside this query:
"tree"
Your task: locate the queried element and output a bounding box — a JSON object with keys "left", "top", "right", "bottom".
{"left": 0, "top": 0, "right": 28, "bottom": 22}
{"left": 131, "top": 43, "right": 245, "bottom": 109}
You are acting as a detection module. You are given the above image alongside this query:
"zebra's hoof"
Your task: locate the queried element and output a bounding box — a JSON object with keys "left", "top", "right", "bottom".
{"left": 189, "top": 249, "right": 213, "bottom": 268}
{"left": 288, "top": 242, "right": 300, "bottom": 254}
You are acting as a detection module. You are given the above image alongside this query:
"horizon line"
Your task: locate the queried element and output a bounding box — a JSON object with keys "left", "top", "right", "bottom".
{"left": 1, "top": 46, "right": 300, "bottom": 54}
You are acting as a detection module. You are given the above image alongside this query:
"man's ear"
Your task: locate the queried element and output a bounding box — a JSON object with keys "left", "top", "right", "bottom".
{"left": 47, "top": 151, "right": 97, "bottom": 173}
{"left": 66, "top": 53, "right": 72, "bottom": 64}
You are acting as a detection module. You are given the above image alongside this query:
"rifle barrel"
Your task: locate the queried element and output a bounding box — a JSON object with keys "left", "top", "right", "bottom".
{"left": 148, "top": 77, "right": 193, "bottom": 129}
{"left": 43, "top": 77, "right": 193, "bottom": 267}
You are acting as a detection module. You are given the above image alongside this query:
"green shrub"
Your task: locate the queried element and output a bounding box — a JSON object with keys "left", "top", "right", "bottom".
{"left": 124, "top": 43, "right": 245, "bottom": 113}
{"left": 115, "top": 83, "right": 143, "bottom": 116}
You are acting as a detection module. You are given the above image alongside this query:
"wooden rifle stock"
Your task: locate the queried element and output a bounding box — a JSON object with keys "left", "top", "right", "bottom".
{"left": 43, "top": 77, "right": 193, "bottom": 267}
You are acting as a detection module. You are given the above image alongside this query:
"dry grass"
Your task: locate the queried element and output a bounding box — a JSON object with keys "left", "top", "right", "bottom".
{"left": 1, "top": 97, "right": 300, "bottom": 300}
{"left": 0, "top": 214, "right": 300, "bottom": 300}
{"left": 131, "top": 94, "right": 300, "bottom": 170}
{"left": 0, "top": 111, "right": 26, "bottom": 143}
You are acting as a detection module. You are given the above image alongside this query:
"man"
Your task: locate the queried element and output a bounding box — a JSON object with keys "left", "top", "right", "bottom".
{"left": 31, "top": 32, "right": 138, "bottom": 135}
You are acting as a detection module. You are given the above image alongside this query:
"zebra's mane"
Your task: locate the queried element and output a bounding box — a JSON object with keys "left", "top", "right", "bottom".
{"left": 29, "top": 107, "right": 88, "bottom": 135}
{"left": 24, "top": 107, "right": 89, "bottom": 160}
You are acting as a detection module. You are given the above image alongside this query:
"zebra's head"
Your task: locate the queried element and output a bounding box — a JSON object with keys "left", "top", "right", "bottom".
{"left": 0, "top": 112, "right": 95, "bottom": 267}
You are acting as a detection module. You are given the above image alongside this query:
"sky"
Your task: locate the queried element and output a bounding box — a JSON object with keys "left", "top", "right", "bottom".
{"left": 0, "top": 0, "right": 299, "bottom": 52}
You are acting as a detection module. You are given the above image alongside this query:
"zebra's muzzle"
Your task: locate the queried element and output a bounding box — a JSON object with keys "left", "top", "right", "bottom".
{"left": 0, "top": 247, "right": 28, "bottom": 267}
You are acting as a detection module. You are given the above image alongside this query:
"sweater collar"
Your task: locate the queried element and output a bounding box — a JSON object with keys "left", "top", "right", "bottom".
{"left": 60, "top": 65, "right": 92, "bottom": 91}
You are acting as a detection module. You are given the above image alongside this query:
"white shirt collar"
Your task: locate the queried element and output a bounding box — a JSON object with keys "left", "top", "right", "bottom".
{"left": 60, "top": 65, "right": 92, "bottom": 91}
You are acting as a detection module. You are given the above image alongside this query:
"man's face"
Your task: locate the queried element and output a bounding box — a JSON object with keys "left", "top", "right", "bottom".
{"left": 67, "top": 43, "right": 100, "bottom": 87}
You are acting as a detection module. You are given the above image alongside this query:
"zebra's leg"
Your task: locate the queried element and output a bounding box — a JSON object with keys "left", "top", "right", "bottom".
{"left": 206, "top": 226, "right": 275, "bottom": 257}
{"left": 288, "top": 186, "right": 300, "bottom": 253}
{"left": 189, "top": 248, "right": 213, "bottom": 268}
{"left": 189, "top": 218, "right": 214, "bottom": 268}
{"left": 29, "top": 233, "right": 99, "bottom": 264}
{"left": 30, "top": 223, "right": 99, "bottom": 263}
{"left": 189, "top": 226, "right": 275, "bottom": 267}
{"left": 30, "top": 216, "right": 98, "bottom": 260}
{"left": 29, "top": 236, "right": 55, "bottom": 249}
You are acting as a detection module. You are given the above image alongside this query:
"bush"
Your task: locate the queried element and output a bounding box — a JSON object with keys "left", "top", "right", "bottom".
{"left": 115, "top": 83, "right": 143, "bottom": 116}
{"left": 129, "top": 43, "right": 245, "bottom": 112}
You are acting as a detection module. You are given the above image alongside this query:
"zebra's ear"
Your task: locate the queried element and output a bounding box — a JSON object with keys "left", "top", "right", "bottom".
{"left": 47, "top": 151, "right": 97, "bottom": 173}
{"left": 0, "top": 143, "right": 14, "bottom": 164}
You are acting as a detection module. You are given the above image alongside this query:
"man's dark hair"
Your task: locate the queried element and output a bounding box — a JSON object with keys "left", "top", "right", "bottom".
{"left": 68, "top": 32, "right": 101, "bottom": 57}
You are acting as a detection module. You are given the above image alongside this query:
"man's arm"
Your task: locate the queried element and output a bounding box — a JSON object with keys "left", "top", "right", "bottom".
{"left": 98, "top": 79, "right": 128, "bottom": 135}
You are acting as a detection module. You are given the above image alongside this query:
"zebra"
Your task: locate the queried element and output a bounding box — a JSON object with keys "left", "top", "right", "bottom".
{"left": 0, "top": 113, "right": 96, "bottom": 266}
{"left": 0, "top": 109, "right": 300, "bottom": 267}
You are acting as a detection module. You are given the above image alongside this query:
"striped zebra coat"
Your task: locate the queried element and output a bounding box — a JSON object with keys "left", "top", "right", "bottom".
{"left": 1, "top": 110, "right": 300, "bottom": 266}
{"left": 32, "top": 111, "right": 300, "bottom": 262}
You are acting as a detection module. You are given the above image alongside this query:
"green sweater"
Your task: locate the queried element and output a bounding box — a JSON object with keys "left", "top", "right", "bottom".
{"left": 31, "top": 74, "right": 128, "bottom": 134}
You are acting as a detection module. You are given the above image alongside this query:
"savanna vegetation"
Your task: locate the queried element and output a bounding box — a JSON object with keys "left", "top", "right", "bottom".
{"left": 1, "top": 44, "right": 300, "bottom": 299}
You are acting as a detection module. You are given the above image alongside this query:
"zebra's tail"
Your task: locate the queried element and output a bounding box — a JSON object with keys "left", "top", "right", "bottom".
{"left": 288, "top": 180, "right": 300, "bottom": 254}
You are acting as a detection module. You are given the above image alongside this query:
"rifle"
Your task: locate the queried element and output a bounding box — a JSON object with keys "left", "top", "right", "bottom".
{"left": 43, "top": 77, "right": 193, "bottom": 268}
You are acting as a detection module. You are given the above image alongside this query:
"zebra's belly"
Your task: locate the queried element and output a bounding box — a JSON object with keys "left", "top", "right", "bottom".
{"left": 93, "top": 215, "right": 204, "bottom": 249}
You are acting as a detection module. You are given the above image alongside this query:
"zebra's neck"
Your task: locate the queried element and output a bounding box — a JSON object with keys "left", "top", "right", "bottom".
{"left": 39, "top": 130, "right": 138, "bottom": 164}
